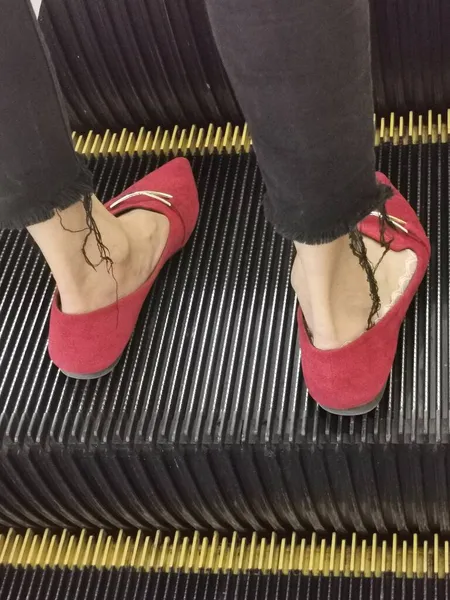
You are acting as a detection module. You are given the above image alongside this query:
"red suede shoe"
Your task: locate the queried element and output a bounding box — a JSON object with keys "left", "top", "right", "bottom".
{"left": 49, "top": 157, "right": 199, "bottom": 379}
{"left": 298, "top": 172, "right": 431, "bottom": 416}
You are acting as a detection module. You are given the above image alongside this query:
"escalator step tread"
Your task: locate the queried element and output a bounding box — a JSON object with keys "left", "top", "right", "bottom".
{"left": 0, "top": 569, "right": 448, "bottom": 600}
{"left": 0, "top": 529, "right": 448, "bottom": 600}
{"left": 0, "top": 139, "right": 447, "bottom": 532}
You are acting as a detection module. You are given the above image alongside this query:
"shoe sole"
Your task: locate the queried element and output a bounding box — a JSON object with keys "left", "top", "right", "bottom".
{"left": 318, "top": 382, "right": 387, "bottom": 417}
{"left": 60, "top": 356, "right": 122, "bottom": 380}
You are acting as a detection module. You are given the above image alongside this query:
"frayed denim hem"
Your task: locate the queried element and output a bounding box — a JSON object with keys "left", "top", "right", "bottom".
{"left": 0, "top": 156, "right": 94, "bottom": 230}
{"left": 263, "top": 182, "right": 393, "bottom": 245}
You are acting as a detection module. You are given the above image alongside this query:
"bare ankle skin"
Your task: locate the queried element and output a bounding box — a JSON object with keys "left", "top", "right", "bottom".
{"left": 27, "top": 195, "right": 169, "bottom": 314}
{"left": 291, "top": 235, "right": 415, "bottom": 350}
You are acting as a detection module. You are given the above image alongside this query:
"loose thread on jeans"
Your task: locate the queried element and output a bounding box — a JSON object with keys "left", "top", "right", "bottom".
{"left": 56, "top": 194, "right": 120, "bottom": 319}
{"left": 349, "top": 229, "right": 381, "bottom": 328}
{"left": 348, "top": 207, "right": 392, "bottom": 330}
{"left": 372, "top": 203, "right": 392, "bottom": 272}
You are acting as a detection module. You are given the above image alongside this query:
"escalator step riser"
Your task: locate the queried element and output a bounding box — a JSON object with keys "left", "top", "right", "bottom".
{"left": 39, "top": 0, "right": 450, "bottom": 130}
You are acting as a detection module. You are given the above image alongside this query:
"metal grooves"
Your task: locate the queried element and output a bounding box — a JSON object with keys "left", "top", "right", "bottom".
{"left": 0, "top": 571, "right": 449, "bottom": 600}
{"left": 0, "top": 127, "right": 448, "bottom": 533}
{"left": 38, "top": 0, "right": 242, "bottom": 132}
{"left": 1, "top": 530, "right": 450, "bottom": 599}
{"left": 39, "top": 0, "right": 450, "bottom": 131}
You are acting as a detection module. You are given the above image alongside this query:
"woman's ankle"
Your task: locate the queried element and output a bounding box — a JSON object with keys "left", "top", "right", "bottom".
{"left": 57, "top": 210, "right": 169, "bottom": 314}
{"left": 28, "top": 196, "right": 131, "bottom": 313}
{"left": 292, "top": 233, "right": 417, "bottom": 350}
{"left": 28, "top": 195, "right": 171, "bottom": 314}
{"left": 292, "top": 236, "right": 373, "bottom": 349}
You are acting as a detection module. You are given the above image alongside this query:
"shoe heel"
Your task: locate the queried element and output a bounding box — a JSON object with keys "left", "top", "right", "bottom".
{"left": 318, "top": 381, "right": 388, "bottom": 417}
{"left": 60, "top": 356, "right": 121, "bottom": 380}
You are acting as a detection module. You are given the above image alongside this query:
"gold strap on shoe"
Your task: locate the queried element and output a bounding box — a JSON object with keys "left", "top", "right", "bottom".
{"left": 110, "top": 190, "right": 173, "bottom": 209}
{"left": 370, "top": 211, "right": 408, "bottom": 234}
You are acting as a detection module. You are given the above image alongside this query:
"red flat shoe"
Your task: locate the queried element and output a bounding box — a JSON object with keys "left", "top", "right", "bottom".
{"left": 298, "top": 172, "right": 431, "bottom": 416}
{"left": 49, "top": 157, "right": 199, "bottom": 379}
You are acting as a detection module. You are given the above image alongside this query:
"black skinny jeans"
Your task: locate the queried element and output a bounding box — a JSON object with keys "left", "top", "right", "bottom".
{"left": 0, "top": 0, "right": 388, "bottom": 244}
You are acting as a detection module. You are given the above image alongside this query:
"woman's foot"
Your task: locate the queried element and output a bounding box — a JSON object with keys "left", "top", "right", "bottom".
{"left": 44, "top": 157, "right": 199, "bottom": 379}
{"left": 291, "top": 231, "right": 417, "bottom": 351}
{"left": 28, "top": 196, "right": 170, "bottom": 315}
{"left": 295, "top": 177, "right": 430, "bottom": 414}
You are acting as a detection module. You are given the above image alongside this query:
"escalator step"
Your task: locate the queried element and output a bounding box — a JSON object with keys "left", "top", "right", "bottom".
{"left": 0, "top": 529, "right": 449, "bottom": 599}
{"left": 0, "top": 119, "right": 448, "bottom": 534}
{"left": 39, "top": 0, "right": 450, "bottom": 131}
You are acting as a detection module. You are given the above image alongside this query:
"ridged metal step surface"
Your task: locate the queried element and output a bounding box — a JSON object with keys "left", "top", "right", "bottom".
{"left": 1, "top": 569, "right": 449, "bottom": 600}
{"left": 0, "top": 138, "right": 448, "bottom": 534}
